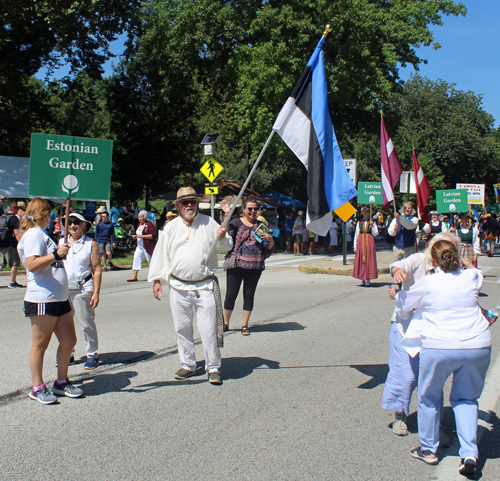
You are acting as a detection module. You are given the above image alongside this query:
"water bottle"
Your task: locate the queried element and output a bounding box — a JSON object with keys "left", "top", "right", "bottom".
{"left": 487, "top": 306, "right": 500, "bottom": 319}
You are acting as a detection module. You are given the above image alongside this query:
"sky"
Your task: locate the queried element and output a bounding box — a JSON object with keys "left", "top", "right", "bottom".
{"left": 398, "top": 0, "right": 500, "bottom": 127}
{"left": 37, "top": 1, "right": 500, "bottom": 127}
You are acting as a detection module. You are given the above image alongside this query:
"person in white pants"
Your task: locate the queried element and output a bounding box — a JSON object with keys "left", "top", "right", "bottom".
{"left": 60, "top": 213, "right": 102, "bottom": 370}
{"left": 148, "top": 187, "right": 232, "bottom": 385}
{"left": 128, "top": 210, "right": 156, "bottom": 282}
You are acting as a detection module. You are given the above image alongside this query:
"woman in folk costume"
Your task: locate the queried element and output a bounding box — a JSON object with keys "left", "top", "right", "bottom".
{"left": 423, "top": 211, "right": 447, "bottom": 248}
{"left": 353, "top": 206, "right": 379, "bottom": 286}
{"left": 451, "top": 212, "right": 480, "bottom": 268}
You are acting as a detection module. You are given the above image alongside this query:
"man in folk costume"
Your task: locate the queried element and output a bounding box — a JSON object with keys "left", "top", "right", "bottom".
{"left": 352, "top": 206, "right": 378, "bottom": 286}
{"left": 423, "top": 210, "right": 448, "bottom": 248}
{"left": 388, "top": 201, "right": 419, "bottom": 261}
{"left": 148, "top": 187, "right": 233, "bottom": 385}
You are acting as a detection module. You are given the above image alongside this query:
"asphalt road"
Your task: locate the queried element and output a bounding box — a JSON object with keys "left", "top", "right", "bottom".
{"left": 1, "top": 253, "right": 499, "bottom": 480}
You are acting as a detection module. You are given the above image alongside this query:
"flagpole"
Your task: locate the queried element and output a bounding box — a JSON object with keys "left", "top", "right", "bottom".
{"left": 203, "top": 25, "right": 333, "bottom": 264}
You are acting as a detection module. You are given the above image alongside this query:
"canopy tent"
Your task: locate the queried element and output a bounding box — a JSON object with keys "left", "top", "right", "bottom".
{"left": 264, "top": 190, "right": 306, "bottom": 208}
{"left": 151, "top": 178, "right": 283, "bottom": 208}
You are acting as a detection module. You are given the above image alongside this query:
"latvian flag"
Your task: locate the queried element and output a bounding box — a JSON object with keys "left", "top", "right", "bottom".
{"left": 380, "top": 116, "right": 403, "bottom": 212}
{"left": 494, "top": 184, "right": 500, "bottom": 204}
{"left": 412, "top": 149, "right": 431, "bottom": 223}
{"left": 273, "top": 37, "right": 357, "bottom": 236}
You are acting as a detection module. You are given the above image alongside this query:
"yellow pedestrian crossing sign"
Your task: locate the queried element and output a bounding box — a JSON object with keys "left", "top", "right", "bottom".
{"left": 205, "top": 186, "right": 219, "bottom": 195}
{"left": 201, "top": 157, "right": 223, "bottom": 181}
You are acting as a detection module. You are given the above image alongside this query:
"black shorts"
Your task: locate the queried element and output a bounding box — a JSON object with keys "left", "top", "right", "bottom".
{"left": 24, "top": 300, "right": 72, "bottom": 318}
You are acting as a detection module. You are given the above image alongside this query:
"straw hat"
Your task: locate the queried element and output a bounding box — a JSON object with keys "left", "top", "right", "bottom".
{"left": 174, "top": 187, "right": 202, "bottom": 202}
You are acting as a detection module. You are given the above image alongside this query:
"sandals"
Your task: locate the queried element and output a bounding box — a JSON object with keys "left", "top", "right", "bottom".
{"left": 241, "top": 326, "right": 250, "bottom": 336}
{"left": 223, "top": 324, "right": 229, "bottom": 333}
{"left": 410, "top": 446, "right": 438, "bottom": 465}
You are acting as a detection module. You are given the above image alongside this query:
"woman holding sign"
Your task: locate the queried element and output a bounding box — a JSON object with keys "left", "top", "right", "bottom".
{"left": 223, "top": 197, "right": 274, "bottom": 335}
{"left": 17, "top": 198, "right": 83, "bottom": 404}
{"left": 352, "top": 206, "right": 378, "bottom": 286}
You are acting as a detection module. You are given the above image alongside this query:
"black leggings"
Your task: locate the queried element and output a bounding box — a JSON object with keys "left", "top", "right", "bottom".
{"left": 224, "top": 267, "right": 262, "bottom": 312}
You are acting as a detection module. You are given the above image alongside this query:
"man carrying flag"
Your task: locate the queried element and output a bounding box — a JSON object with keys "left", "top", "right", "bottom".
{"left": 273, "top": 28, "right": 357, "bottom": 235}
{"left": 380, "top": 115, "right": 403, "bottom": 212}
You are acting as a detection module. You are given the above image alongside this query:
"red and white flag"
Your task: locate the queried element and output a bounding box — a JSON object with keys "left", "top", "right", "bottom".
{"left": 380, "top": 116, "right": 403, "bottom": 212}
{"left": 412, "top": 148, "right": 431, "bottom": 223}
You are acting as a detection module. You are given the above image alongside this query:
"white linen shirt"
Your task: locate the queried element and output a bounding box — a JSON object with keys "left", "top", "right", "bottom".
{"left": 395, "top": 267, "right": 491, "bottom": 350}
{"left": 388, "top": 216, "right": 419, "bottom": 236}
{"left": 148, "top": 213, "right": 232, "bottom": 290}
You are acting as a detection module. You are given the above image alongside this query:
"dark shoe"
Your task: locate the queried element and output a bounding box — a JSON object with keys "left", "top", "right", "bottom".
{"left": 241, "top": 326, "right": 250, "bottom": 336}
{"left": 52, "top": 379, "right": 83, "bottom": 398}
{"left": 208, "top": 371, "right": 222, "bottom": 385}
{"left": 8, "top": 282, "right": 24, "bottom": 288}
{"left": 223, "top": 324, "right": 229, "bottom": 332}
{"left": 109, "top": 262, "right": 115, "bottom": 269}
{"left": 174, "top": 368, "right": 197, "bottom": 380}
{"left": 459, "top": 457, "right": 476, "bottom": 476}
{"left": 84, "top": 357, "right": 99, "bottom": 370}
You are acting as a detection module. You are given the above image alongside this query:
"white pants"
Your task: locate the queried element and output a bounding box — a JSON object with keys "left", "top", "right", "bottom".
{"left": 133, "top": 245, "right": 151, "bottom": 270}
{"left": 487, "top": 238, "right": 496, "bottom": 255}
{"left": 69, "top": 291, "right": 98, "bottom": 357}
{"left": 169, "top": 286, "right": 221, "bottom": 373}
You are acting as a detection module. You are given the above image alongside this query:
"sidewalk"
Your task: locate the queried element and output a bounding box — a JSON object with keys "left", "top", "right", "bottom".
{"left": 298, "top": 242, "right": 400, "bottom": 276}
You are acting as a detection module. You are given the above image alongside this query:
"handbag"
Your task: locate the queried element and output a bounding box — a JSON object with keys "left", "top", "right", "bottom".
{"left": 223, "top": 226, "right": 252, "bottom": 270}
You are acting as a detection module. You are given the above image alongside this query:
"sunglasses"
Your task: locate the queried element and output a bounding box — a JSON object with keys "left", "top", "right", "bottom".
{"left": 68, "top": 219, "right": 82, "bottom": 226}
{"left": 246, "top": 207, "right": 258, "bottom": 212}
{"left": 181, "top": 200, "right": 198, "bottom": 206}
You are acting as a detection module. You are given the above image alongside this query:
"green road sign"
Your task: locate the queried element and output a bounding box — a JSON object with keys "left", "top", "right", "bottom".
{"left": 29, "top": 133, "right": 113, "bottom": 201}
{"left": 436, "top": 189, "right": 468, "bottom": 213}
{"left": 357, "top": 182, "right": 383, "bottom": 204}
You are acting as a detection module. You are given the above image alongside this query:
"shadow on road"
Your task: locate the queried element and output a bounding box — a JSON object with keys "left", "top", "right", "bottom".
{"left": 99, "top": 350, "right": 156, "bottom": 365}
{"left": 349, "top": 363, "right": 389, "bottom": 389}
{"left": 250, "top": 322, "right": 305, "bottom": 333}
{"left": 223, "top": 356, "right": 280, "bottom": 380}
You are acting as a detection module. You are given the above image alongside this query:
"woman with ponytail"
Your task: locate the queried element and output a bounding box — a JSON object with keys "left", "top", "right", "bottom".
{"left": 17, "top": 198, "right": 83, "bottom": 404}
{"left": 390, "top": 240, "right": 493, "bottom": 476}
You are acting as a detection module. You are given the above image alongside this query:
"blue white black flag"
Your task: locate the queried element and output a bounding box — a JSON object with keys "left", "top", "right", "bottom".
{"left": 273, "top": 37, "right": 357, "bottom": 235}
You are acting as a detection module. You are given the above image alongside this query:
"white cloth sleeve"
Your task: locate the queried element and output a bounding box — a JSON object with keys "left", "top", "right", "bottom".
{"left": 388, "top": 218, "right": 398, "bottom": 236}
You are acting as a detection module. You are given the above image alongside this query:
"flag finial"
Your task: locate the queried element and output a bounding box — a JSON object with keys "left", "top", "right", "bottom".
{"left": 323, "top": 25, "right": 333, "bottom": 37}
{"left": 412, "top": 142, "right": 415, "bottom": 150}
{"left": 380, "top": 110, "right": 384, "bottom": 117}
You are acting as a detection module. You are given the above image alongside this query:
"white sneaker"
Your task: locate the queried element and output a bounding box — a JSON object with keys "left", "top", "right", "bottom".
{"left": 393, "top": 412, "right": 408, "bottom": 436}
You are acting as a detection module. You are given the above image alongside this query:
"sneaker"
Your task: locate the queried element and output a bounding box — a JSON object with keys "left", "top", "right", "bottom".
{"left": 459, "top": 457, "right": 476, "bottom": 476}
{"left": 393, "top": 412, "right": 408, "bottom": 436}
{"left": 360, "top": 280, "right": 366, "bottom": 286}
{"left": 174, "top": 368, "right": 197, "bottom": 380}
{"left": 52, "top": 379, "right": 83, "bottom": 398}
{"left": 84, "top": 357, "right": 99, "bottom": 370}
{"left": 208, "top": 371, "right": 222, "bottom": 385}
{"left": 29, "top": 384, "right": 57, "bottom": 404}
{"left": 8, "top": 282, "right": 24, "bottom": 288}
{"left": 365, "top": 280, "right": 371, "bottom": 287}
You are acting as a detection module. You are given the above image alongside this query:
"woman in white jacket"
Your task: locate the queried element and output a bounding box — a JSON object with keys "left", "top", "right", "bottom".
{"left": 390, "top": 239, "right": 494, "bottom": 476}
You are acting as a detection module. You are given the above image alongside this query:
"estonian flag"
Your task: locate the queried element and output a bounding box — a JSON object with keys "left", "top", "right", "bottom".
{"left": 273, "top": 37, "right": 357, "bottom": 236}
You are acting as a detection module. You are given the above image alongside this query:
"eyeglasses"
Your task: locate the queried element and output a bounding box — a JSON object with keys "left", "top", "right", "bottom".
{"left": 68, "top": 219, "right": 82, "bottom": 226}
{"left": 246, "top": 207, "right": 258, "bottom": 212}
{"left": 181, "top": 200, "right": 197, "bottom": 206}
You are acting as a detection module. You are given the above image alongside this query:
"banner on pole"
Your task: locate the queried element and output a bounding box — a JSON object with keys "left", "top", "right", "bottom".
{"left": 456, "top": 183, "right": 485, "bottom": 205}
{"left": 357, "top": 182, "right": 383, "bottom": 204}
{"left": 29, "top": 133, "right": 113, "bottom": 201}
{"left": 436, "top": 189, "right": 468, "bottom": 213}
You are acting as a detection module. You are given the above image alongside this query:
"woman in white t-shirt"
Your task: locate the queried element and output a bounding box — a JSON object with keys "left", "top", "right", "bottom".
{"left": 17, "top": 198, "right": 83, "bottom": 404}
{"left": 390, "top": 239, "right": 493, "bottom": 476}
{"left": 60, "top": 213, "right": 102, "bottom": 370}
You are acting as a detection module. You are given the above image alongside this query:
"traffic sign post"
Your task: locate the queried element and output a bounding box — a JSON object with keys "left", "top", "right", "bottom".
{"left": 205, "top": 182, "right": 219, "bottom": 195}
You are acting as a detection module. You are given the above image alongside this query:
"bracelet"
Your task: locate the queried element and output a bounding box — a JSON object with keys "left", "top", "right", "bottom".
{"left": 53, "top": 250, "right": 62, "bottom": 261}
{"left": 224, "top": 214, "right": 228, "bottom": 217}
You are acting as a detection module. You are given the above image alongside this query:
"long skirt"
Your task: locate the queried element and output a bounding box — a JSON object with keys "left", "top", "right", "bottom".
{"left": 352, "top": 234, "right": 378, "bottom": 280}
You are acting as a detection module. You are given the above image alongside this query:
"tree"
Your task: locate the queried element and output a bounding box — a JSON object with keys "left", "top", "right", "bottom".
{"left": 133, "top": 0, "right": 466, "bottom": 196}
{"left": 0, "top": 0, "right": 140, "bottom": 156}
{"left": 392, "top": 75, "right": 500, "bottom": 195}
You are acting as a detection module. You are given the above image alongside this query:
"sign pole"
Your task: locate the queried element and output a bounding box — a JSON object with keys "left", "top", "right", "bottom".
{"left": 343, "top": 221, "right": 347, "bottom": 266}
{"left": 63, "top": 197, "right": 71, "bottom": 244}
{"left": 211, "top": 195, "right": 215, "bottom": 219}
